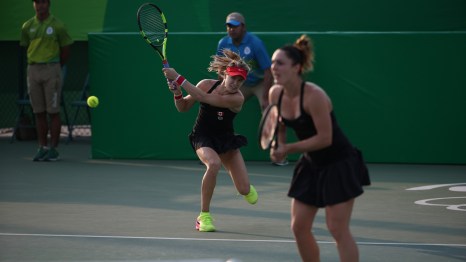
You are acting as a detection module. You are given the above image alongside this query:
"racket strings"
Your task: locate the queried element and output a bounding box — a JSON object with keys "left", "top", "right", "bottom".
{"left": 259, "top": 106, "right": 279, "bottom": 149}
{"left": 262, "top": 116, "right": 277, "bottom": 143}
{"left": 139, "top": 8, "right": 166, "bottom": 44}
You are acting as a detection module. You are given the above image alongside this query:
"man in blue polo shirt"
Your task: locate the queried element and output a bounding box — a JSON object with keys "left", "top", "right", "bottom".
{"left": 217, "top": 12, "right": 273, "bottom": 112}
{"left": 217, "top": 12, "right": 288, "bottom": 166}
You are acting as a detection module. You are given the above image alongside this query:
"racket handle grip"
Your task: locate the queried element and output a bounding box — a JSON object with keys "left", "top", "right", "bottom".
{"left": 162, "top": 60, "right": 170, "bottom": 68}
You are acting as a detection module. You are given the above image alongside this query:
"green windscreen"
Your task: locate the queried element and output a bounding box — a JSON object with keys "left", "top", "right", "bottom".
{"left": 2, "top": 0, "right": 465, "bottom": 164}
{"left": 88, "top": 32, "right": 466, "bottom": 164}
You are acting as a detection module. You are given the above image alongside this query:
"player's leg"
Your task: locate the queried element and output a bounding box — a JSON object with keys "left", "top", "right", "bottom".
{"left": 221, "top": 150, "right": 257, "bottom": 204}
{"left": 220, "top": 149, "right": 249, "bottom": 194}
{"left": 195, "top": 147, "right": 221, "bottom": 232}
{"left": 325, "top": 198, "right": 359, "bottom": 262}
{"left": 291, "top": 198, "right": 320, "bottom": 262}
{"left": 196, "top": 147, "right": 222, "bottom": 212}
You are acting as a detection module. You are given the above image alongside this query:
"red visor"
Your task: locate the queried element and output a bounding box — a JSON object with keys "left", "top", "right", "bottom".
{"left": 226, "top": 66, "right": 248, "bottom": 80}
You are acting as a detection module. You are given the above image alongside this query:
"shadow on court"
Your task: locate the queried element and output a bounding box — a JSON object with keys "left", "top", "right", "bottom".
{"left": 0, "top": 138, "right": 465, "bottom": 261}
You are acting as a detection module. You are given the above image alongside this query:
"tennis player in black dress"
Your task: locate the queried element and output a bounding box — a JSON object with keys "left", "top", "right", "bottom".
{"left": 269, "top": 35, "right": 371, "bottom": 261}
{"left": 162, "top": 49, "right": 258, "bottom": 232}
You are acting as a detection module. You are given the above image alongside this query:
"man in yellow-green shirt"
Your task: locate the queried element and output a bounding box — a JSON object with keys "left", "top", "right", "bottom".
{"left": 20, "top": 0, "right": 73, "bottom": 161}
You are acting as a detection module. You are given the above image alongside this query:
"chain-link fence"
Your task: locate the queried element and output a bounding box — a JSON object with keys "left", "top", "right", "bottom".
{"left": 0, "top": 41, "right": 91, "bottom": 141}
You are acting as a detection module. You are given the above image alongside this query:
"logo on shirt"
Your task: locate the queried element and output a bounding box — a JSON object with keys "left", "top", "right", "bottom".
{"left": 243, "top": 46, "right": 251, "bottom": 55}
{"left": 217, "top": 111, "right": 224, "bottom": 120}
{"left": 46, "top": 26, "right": 54, "bottom": 35}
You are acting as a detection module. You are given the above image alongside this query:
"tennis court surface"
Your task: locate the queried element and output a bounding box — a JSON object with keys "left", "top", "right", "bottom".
{"left": 1, "top": 138, "right": 465, "bottom": 261}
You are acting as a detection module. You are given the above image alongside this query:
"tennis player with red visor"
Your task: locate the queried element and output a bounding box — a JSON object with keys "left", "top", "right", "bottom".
{"left": 162, "top": 49, "right": 258, "bottom": 232}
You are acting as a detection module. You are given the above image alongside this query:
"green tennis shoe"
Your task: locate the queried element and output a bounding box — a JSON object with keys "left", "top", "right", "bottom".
{"left": 196, "top": 212, "right": 215, "bottom": 232}
{"left": 244, "top": 185, "right": 258, "bottom": 205}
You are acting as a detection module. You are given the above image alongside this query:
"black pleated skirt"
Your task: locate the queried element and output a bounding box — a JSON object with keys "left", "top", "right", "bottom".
{"left": 288, "top": 148, "right": 371, "bottom": 207}
{"left": 189, "top": 132, "right": 248, "bottom": 154}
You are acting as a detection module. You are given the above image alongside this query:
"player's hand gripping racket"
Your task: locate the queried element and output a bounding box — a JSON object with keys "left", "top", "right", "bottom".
{"left": 137, "top": 3, "right": 169, "bottom": 68}
{"left": 258, "top": 104, "right": 280, "bottom": 150}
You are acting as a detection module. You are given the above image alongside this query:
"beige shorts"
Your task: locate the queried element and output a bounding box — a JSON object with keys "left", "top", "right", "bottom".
{"left": 27, "top": 63, "right": 62, "bottom": 114}
{"left": 240, "top": 80, "right": 265, "bottom": 109}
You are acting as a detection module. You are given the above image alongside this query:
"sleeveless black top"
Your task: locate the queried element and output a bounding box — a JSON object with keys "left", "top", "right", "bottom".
{"left": 278, "top": 82, "right": 353, "bottom": 165}
{"left": 192, "top": 81, "right": 237, "bottom": 136}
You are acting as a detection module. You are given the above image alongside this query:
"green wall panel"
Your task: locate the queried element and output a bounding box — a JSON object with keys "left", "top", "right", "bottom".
{"left": 0, "top": 0, "right": 107, "bottom": 41}
{"left": 308, "top": 33, "right": 466, "bottom": 164}
{"left": 3, "top": 0, "right": 465, "bottom": 41}
{"left": 3, "top": 0, "right": 465, "bottom": 164}
{"left": 101, "top": 0, "right": 466, "bottom": 32}
{"left": 89, "top": 32, "right": 466, "bottom": 164}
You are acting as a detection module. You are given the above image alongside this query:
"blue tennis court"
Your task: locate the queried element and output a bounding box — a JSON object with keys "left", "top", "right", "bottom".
{"left": 1, "top": 138, "right": 465, "bottom": 261}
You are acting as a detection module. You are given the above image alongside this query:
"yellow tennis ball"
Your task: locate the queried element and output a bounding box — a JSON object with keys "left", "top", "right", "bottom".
{"left": 87, "top": 96, "right": 99, "bottom": 108}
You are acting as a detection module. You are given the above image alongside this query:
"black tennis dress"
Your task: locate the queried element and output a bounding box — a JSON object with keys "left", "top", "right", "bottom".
{"left": 189, "top": 81, "right": 247, "bottom": 154}
{"left": 278, "top": 82, "right": 371, "bottom": 207}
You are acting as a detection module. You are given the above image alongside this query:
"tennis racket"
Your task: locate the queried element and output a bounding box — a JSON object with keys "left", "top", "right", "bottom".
{"left": 258, "top": 104, "right": 280, "bottom": 150}
{"left": 137, "top": 3, "right": 169, "bottom": 68}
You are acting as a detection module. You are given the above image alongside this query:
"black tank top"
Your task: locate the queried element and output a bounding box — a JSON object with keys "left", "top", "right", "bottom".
{"left": 278, "top": 82, "right": 353, "bottom": 165}
{"left": 192, "top": 81, "right": 237, "bottom": 136}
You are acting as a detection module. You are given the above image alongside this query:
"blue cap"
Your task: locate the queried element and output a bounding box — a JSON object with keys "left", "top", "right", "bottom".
{"left": 226, "top": 20, "right": 241, "bottom": 26}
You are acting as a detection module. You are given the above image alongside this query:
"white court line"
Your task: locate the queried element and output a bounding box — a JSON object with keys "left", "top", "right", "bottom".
{"left": 91, "top": 31, "right": 466, "bottom": 35}
{"left": 86, "top": 160, "right": 287, "bottom": 179}
{"left": 1, "top": 233, "right": 465, "bottom": 247}
{"left": 406, "top": 183, "right": 466, "bottom": 191}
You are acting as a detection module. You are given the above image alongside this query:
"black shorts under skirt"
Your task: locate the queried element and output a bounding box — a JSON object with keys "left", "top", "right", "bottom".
{"left": 288, "top": 148, "right": 371, "bottom": 208}
{"left": 189, "top": 132, "right": 248, "bottom": 154}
